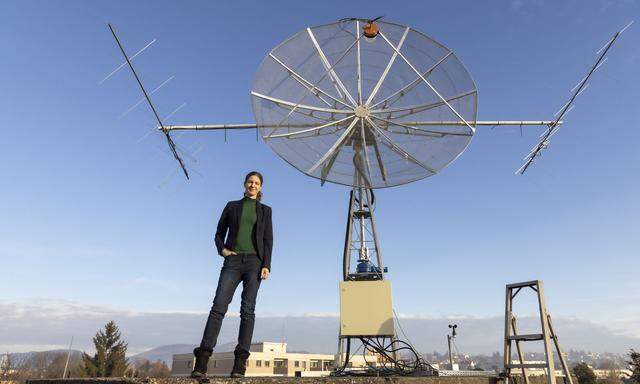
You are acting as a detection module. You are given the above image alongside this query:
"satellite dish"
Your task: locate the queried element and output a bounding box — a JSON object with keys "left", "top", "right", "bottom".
{"left": 251, "top": 19, "right": 478, "bottom": 188}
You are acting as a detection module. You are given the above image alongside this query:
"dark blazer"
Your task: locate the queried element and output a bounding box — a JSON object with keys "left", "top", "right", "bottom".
{"left": 214, "top": 198, "right": 273, "bottom": 271}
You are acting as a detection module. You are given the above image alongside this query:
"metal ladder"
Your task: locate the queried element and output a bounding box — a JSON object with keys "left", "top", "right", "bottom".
{"left": 503, "top": 280, "right": 573, "bottom": 384}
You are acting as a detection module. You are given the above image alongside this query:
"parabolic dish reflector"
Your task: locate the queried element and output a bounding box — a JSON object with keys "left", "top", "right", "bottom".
{"left": 251, "top": 19, "right": 477, "bottom": 188}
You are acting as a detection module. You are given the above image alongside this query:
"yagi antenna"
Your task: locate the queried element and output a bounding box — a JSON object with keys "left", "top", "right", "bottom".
{"left": 107, "top": 23, "right": 190, "bottom": 180}
{"left": 516, "top": 21, "right": 633, "bottom": 175}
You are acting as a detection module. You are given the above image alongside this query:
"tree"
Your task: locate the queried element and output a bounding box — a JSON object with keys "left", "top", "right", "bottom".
{"left": 1, "top": 353, "right": 12, "bottom": 379}
{"left": 573, "top": 362, "right": 597, "bottom": 384}
{"left": 45, "top": 352, "right": 72, "bottom": 378}
{"left": 133, "top": 359, "right": 171, "bottom": 378}
{"left": 81, "top": 320, "right": 129, "bottom": 377}
{"left": 629, "top": 349, "right": 640, "bottom": 384}
{"left": 1, "top": 353, "right": 29, "bottom": 380}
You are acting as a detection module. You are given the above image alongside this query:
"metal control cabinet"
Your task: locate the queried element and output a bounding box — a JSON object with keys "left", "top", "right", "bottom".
{"left": 339, "top": 280, "right": 395, "bottom": 337}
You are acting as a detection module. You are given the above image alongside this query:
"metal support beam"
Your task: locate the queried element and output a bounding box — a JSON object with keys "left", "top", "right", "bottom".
{"left": 512, "top": 316, "right": 531, "bottom": 384}
{"left": 161, "top": 120, "right": 562, "bottom": 131}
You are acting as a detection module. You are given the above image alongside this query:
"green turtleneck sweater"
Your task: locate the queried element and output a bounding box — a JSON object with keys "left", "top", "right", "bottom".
{"left": 234, "top": 196, "right": 257, "bottom": 253}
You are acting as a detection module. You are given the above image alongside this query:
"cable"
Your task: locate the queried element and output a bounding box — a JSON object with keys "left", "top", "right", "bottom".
{"left": 332, "top": 339, "right": 365, "bottom": 376}
{"left": 333, "top": 336, "right": 437, "bottom": 376}
{"left": 393, "top": 309, "right": 419, "bottom": 353}
{"left": 363, "top": 336, "right": 437, "bottom": 375}
{"left": 353, "top": 188, "right": 375, "bottom": 211}
{"left": 341, "top": 338, "right": 351, "bottom": 371}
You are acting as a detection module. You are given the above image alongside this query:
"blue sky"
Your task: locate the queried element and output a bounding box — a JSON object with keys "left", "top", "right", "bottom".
{"left": 1, "top": 0, "right": 639, "bottom": 347}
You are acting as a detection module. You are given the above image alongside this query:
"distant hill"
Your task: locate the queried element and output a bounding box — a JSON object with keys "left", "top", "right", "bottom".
{"left": 5, "top": 349, "right": 83, "bottom": 361}
{"left": 130, "top": 342, "right": 236, "bottom": 365}
{"left": 130, "top": 344, "right": 195, "bottom": 365}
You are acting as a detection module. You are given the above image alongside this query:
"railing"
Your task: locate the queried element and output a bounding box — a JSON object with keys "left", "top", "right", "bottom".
{"left": 438, "top": 369, "right": 499, "bottom": 377}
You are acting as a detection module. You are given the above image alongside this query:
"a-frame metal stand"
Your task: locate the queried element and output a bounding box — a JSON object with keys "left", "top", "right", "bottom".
{"left": 503, "top": 280, "right": 573, "bottom": 384}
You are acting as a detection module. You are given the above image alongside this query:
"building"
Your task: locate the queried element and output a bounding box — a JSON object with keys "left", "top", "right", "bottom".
{"left": 172, "top": 342, "right": 336, "bottom": 377}
{"left": 507, "top": 361, "right": 567, "bottom": 378}
{"left": 593, "top": 369, "right": 633, "bottom": 379}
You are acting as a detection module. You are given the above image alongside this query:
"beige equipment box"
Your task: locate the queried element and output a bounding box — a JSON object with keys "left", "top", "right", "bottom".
{"left": 339, "top": 280, "right": 395, "bottom": 337}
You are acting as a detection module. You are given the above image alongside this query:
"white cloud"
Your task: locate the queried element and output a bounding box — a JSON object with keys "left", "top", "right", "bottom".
{"left": 299, "top": 312, "right": 338, "bottom": 318}
{"left": 0, "top": 299, "right": 637, "bottom": 355}
{"left": 607, "top": 316, "right": 640, "bottom": 338}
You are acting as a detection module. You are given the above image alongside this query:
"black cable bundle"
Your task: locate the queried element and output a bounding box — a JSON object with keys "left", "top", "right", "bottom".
{"left": 332, "top": 337, "right": 438, "bottom": 377}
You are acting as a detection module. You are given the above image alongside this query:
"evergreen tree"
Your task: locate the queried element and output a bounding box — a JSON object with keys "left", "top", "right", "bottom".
{"left": 573, "top": 362, "right": 597, "bottom": 384}
{"left": 629, "top": 349, "right": 640, "bottom": 384}
{"left": 81, "top": 321, "right": 129, "bottom": 377}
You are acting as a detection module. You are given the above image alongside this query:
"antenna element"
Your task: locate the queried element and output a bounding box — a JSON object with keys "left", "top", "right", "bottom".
{"left": 107, "top": 23, "right": 189, "bottom": 179}
{"left": 516, "top": 21, "right": 632, "bottom": 174}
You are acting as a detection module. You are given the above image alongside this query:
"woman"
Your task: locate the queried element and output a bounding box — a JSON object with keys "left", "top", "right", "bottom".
{"left": 191, "top": 171, "right": 273, "bottom": 378}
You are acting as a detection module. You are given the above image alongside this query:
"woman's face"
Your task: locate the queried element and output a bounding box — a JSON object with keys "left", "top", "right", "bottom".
{"left": 244, "top": 175, "right": 262, "bottom": 198}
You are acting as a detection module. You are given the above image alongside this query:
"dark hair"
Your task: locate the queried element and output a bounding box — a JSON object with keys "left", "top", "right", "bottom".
{"left": 244, "top": 171, "right": 264, "bottom": 201}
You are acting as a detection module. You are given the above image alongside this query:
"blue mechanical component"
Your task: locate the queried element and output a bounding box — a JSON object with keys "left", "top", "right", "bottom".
{"left": 356, "top": 260, "right": 388, "bottom": 275}
{"left": 374, "top": 266, "right": 389, "bottom": 274}
{"left": 356, "top": 260, "right": 371, "bottom": 274}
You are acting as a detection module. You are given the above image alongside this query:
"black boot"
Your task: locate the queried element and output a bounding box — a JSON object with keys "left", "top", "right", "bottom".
{"left": 191, "top": 347, "right": 212, "bottom": 379}
{"left": 230, "top": 346, "right": 250, "bottom": 378}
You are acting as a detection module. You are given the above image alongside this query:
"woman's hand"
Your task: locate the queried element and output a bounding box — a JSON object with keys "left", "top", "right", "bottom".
{"left": 260, "top": 268, "right": 270, "bottom": 280}
{"left": 221, "top": 248, "right": 237, "bottom": 257}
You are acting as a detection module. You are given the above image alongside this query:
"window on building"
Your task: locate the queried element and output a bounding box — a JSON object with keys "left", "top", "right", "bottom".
{"left": 294, "top": 361, "right": 299, "bottom": 367}
{"left": 256, "top": 360, "right": 262, "bottom": 367}
{"left": 311, "top": 360, "right": 319, "bottom": 368}
{"left": 265, "top": 361, "right": 270, "bottom": 367}
{"left": 213, "top": 360, "right": 217, "bottom": 368}
{"left": 303, "top": 361, "right": 307, "bottom": 369}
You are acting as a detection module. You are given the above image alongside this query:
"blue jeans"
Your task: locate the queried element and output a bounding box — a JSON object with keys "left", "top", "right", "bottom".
{"left": 200, "top": 253, "right": 262, "bottom": 353}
